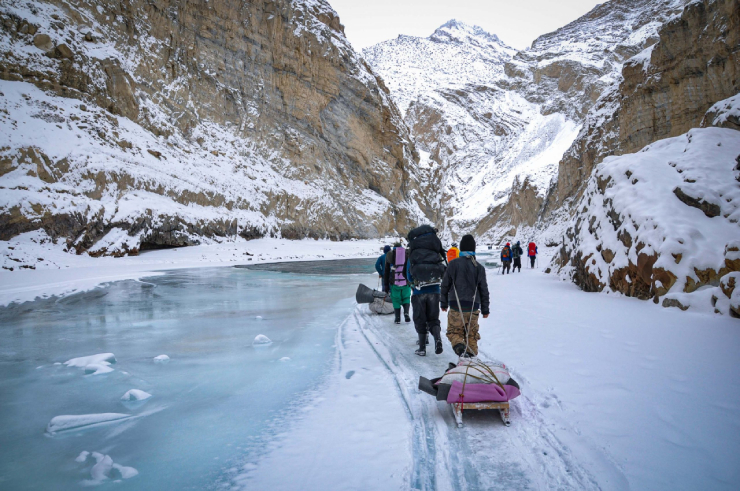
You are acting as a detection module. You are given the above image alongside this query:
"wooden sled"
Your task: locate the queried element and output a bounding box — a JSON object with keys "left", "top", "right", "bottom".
{"left": 451, "top": 401, "right": 510, "bottom": 428}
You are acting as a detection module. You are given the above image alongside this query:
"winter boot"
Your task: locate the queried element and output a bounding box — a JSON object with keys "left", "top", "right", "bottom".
{"left": 416, "top": 333, "right": 429, "bottom": 345}
{"left": 434, "top": 338, "right": 443, "bottom": 355}
{"left": 453, "top": 343, "right": 466, "bottom": 357}
{"left": 414, "top": 347, "right": 426, "bottom": 356}
{"left": 394, "top": 308, "right": 401, "bottom": 325}
{"left": 403, "top": 304, "right": 411, "bottom": 323}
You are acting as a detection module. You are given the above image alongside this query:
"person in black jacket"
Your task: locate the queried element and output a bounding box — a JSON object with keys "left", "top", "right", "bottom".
{"left": 512, "top": 241, "right": 524, "bottom": 272}
{"left": 406, "top": 225, "right": 446, "bottom": 356}
{"left": 440, "top": 234, "right": 490, "bottom": 357}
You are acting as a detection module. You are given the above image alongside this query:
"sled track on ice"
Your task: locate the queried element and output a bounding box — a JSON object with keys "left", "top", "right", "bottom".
{"left": 350, "top": 307, "right": 609, "bottom": 491}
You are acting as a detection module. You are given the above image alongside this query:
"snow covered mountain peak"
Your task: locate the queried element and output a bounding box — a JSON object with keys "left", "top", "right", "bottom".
{"left": 363, "top": 21, "right": 515, "bottom": 116}
{"left": 429, "top": 19, "right": 509, "bottom": 50}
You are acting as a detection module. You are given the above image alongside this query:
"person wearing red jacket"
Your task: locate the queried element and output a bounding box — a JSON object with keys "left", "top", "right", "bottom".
{"left": 528, "top": 241, "right": 538, "bottom": 268}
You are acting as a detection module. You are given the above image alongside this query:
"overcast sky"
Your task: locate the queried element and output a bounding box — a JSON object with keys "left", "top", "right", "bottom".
{"left": 328, "top": 0, "right": 605, "bottom": 50}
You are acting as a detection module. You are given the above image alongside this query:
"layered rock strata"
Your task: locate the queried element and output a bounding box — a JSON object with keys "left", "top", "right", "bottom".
{"left": 0, "top": 0, "right": 423, "bottom": 255}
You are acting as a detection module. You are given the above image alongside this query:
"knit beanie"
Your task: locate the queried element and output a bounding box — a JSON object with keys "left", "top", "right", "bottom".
{"left": 383, "top": 245, "right": 391, "bottom": 253}
{"left": 460, "top": 234, "right": 476, "bottom": 252}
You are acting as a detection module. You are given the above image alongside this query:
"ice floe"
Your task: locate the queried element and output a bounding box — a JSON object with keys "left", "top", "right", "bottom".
{"left": 253, "top": 334, "right": 272, "bottom": 346}
{"left": 46, "top": 413, "right": 131, "bottom": 434}
{"left": 63, "top": 353, "right": 116, "bottom": 375}
{"left": 76, "top": 451, "right": 138, "bottom": 485}
{"left": 121, "top": 389, "right": 152, "bottom": 402}
{"left": 153, "top": 354, "right": 170, "bottom": 363}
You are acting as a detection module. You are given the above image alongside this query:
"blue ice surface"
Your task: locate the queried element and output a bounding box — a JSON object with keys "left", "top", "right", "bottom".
{"left": 0, "top": 261, "right": 375, "bottom": 490}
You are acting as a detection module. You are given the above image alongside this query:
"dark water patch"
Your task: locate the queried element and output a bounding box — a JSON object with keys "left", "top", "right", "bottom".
{"left": 237, "top": 258, "right": 376, "bottom": 275}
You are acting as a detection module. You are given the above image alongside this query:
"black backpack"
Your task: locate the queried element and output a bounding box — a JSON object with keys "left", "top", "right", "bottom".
{"left": 407, "top": 225, "right": 446, "bottom": 288}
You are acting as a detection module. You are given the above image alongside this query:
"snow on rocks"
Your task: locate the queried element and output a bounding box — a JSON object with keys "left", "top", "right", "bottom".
{"left": 153, "top": 354, "right": 170, "bottom": 363}
{"left": 46, "top": 413, "right": 131, "bottom": 434}
{"left": 253, "top": 334, "right": 272, "bottom": 346}
{"left": 121, "top": 389, "right": 152, "bottom": 402}
{"left": 702, "top": 92, "right": 740, "bottom": 131}
{"left": 75, "top": 451, "right": 138, "bottom": 485}
{"left": 64, "top": 353, "right": 116, "bottom": 375}
{"left": 555, "top": 127, "right": 740, "bottom": 314}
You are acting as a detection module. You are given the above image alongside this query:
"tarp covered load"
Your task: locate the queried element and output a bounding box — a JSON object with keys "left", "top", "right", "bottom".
{"left": 419, "top": 359, "right": 521, "bottom": 403}
{"left": 356, "top": 284, "right": 394, "bottom": 315}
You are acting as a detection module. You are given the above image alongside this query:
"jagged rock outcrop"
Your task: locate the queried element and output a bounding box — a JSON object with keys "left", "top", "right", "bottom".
{"left": 0, "top": 0, "right": 424, "bottom": 255}
{"left": 554, "top": 124, "right": 740, "bottom": 315}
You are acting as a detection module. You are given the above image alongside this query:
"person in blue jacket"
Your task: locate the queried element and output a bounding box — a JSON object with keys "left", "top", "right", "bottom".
{"left": 501, "top": 243, "right": 512, "bottom": 274}
{"left": 375, "top": 245, "right": 390, "bottom": 291}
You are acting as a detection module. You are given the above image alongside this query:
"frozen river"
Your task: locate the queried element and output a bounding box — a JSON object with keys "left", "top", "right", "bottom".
{"left": 0, "top": 260, "right": 376, "bottom": 490}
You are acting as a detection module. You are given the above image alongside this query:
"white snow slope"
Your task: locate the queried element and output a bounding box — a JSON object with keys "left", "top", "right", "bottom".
{"left": 558, "top": 125, "right": 740, "bottom": 315}
{"left": 363, "top": 1, "right": 687, "bottom": 239}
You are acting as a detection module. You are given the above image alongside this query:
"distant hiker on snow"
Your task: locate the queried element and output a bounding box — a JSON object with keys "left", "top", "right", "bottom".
{"left": 501, "top": 243, "right": 512, "bottom": 274}
{"left": 528, "top": 241, "right": 538, "bottom": 268}
{"left": 383, "top": 243, "right": 412, "bottom": 324}
{"left": 406, "top": 225, "right": 447, "bottom": 356}
{"left": 512, "top": 241, "right": 524, "bottom": 273}
{"left": 441, "top": 234, "right": 490, "bottom": 358}
{"left": 375, "top": 245, "right": 391, "bottom": 291}
{"left": 446, "top": 242, "right": 459, "bottom": 263}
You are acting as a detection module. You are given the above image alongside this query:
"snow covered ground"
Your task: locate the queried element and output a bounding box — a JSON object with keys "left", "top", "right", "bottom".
{"left": 296, "top": 254, "right": 737, "bottom": 490}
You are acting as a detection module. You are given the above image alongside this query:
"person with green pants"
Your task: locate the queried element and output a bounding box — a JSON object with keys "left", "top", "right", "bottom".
{"left": 383, "top": 242, "right": 412, "bottom": 324}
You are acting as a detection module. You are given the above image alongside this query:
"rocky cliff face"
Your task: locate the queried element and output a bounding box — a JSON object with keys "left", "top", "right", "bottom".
{"left": 619, "top": 0, "right": 740, "bottom": 153}
{"left": 0, "top": 0, "right": 423, "bottom": 255}
{"left": 551, "top": 0, "right": 740, "bottom": 315}
{"left": 549, "top": 0, "right": 738, "bottom": 214}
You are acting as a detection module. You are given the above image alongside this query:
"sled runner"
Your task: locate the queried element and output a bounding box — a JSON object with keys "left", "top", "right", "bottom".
{"left": 452, "top": 401, "right": 510, "bottom": 427}
{"left": 419, "top": 359, "right": 519, "bottom": 428}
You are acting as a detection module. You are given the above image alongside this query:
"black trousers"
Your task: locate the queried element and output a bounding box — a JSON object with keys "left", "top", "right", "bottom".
{"left": 530, "top": 256, "right": 536, "bottom": 267}
{"left": 502, "top": 261, "right": 511, "bottom": 273}
{"left": 411, "top": 293, "right": 441, "bottom": 345}
{"left": 513, "top": 258, "right": 521, "bottom": 271}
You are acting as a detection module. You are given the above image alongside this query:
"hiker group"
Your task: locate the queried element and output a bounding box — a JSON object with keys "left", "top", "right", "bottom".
{"left": 499, "top": 240, "right": 537, "bottom": 274}
{"left": 375, "top": 226, "right": 490, "bottom": 358}
{"left": 372, "top": 227, "right": 542, "bottom": 358}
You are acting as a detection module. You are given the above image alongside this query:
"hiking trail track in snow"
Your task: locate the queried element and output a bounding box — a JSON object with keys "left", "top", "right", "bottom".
{"left": 343, "top": 308, "right": 626, "bottom": 491}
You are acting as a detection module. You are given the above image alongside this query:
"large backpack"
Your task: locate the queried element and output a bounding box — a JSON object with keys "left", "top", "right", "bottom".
{"left": 407, "top": 225, "right": 446, "bottom": 288}
{"left": 528, "top": 242, "right": 537, "bottom": 256}
{"left": 512, "top": 244, "right": 522, "bottom": 259}
{"left": 501, "top": 246, "right": 511, "bottom": 260}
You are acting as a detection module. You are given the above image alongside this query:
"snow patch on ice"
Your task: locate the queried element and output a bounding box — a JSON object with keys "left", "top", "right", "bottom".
{"left": 64, "top": 353, "right": 116, "bottom": 375}
{"left": 46, "top": 413, "right": 131, "bottom": 434}
{"left": 153, "top": 354, "right": 170, "bottom": 363}
{"left": 121, "top": 389, "right": 152, "bottom": 401}
{"left": 253, "top": 335, "right": 272, "bottom": 346}
{"left": 76, "top": 451, "right": 138, "bottom": 486}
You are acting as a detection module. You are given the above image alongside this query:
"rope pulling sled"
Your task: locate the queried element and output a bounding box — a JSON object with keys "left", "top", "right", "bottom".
{"left": 418, "top": 255, "right": 521, "bottom": 427}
